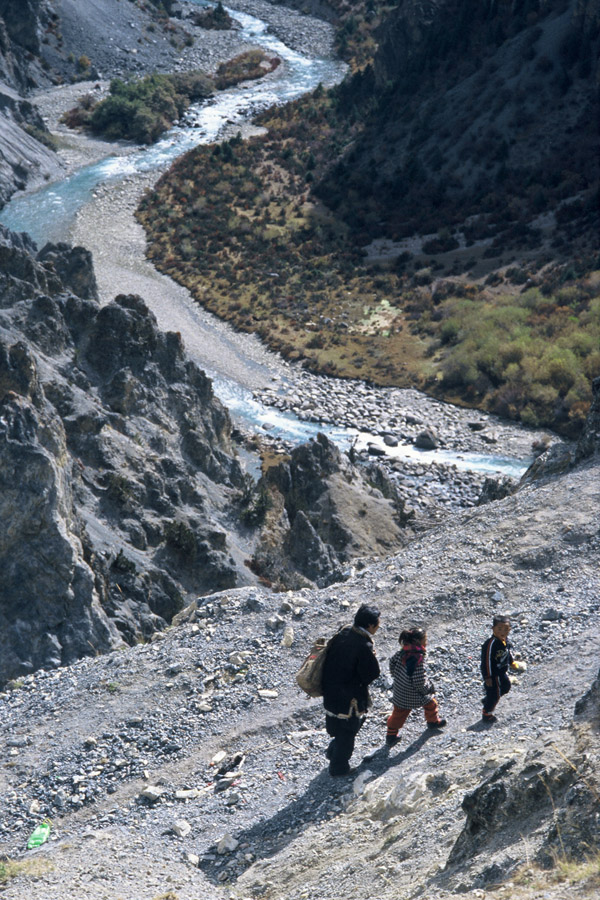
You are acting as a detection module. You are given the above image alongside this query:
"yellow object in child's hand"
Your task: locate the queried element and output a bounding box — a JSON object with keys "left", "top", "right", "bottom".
{"left": 511, "top": 660, "right": 527, "bottom": 672}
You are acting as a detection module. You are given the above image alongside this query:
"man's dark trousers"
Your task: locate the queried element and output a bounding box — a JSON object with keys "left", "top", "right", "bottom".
{"left": 326, "top": 715, "right": 364, "bottom": 775}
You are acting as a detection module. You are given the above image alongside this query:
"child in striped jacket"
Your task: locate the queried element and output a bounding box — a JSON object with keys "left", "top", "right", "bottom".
{"left": 386, "top": 627, "right": 447, "bottom": 746}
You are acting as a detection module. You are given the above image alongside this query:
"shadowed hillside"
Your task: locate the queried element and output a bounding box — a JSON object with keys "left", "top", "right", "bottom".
{"left": 319, "top": 0, "right": 599, "bottom": 253}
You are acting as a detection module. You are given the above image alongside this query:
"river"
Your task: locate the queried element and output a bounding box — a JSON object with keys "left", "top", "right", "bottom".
{"left": 0, "top": 2, "right": 533, "bottom": 480}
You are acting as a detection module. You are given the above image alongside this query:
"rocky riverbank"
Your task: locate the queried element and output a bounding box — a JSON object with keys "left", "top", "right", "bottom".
{"left": 252, "top": 370, "right": 567, "bottom": 518}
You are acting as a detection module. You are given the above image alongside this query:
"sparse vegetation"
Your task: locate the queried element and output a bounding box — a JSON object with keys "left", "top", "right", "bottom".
{"left": 61, "top": 49, "right": 279, "bottom": 144}
{"left": 112, "top": 548, "right": 137, "bottom": 574}
{"left": 0, "top": 858, "right": 53, "bottom": 885}
{"left": 191, "top": 1, "right": 233, "bottom": 31}
{"left": 239, "top": 476, "right": 272, "bottom": 525}
{"left": 513, "top": 852, "right": 600, "bottom": 897}
{"left": 214, "top": 50, "right": 280, "bottom": 90}
{"left": 23, "top": 124, "right": 58, "bottom": 151}
{"left": 164, "top": 519, "right": 196, "bottom": 557}
{"left": 105, "top": 472, "right": 135, "bottom": 505}
{"left": 137, "top": 77, "right": 600, "bottom": 437}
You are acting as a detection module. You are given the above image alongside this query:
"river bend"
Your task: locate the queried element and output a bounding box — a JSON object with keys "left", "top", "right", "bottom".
{"left": 0, "top": 1, "right": 538, "bottom": 479}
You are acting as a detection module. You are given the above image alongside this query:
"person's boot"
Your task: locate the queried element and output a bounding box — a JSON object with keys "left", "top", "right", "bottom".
{"left": 427, "top": 719, "right": 447, "bottom": 729}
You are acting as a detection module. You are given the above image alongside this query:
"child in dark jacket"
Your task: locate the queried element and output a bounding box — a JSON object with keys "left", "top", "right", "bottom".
{"left": 481, "top": 614, "right": 521, "bottom": 723}
{"left": 386, "top": 627, "right": 447, "bottom": 746}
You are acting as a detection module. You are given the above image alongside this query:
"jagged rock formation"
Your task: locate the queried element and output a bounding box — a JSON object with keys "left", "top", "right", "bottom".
{"left": 0, "top": 224, "right": 259, "bottom": 685}
{"left": 0, "top": 1, "right": 65, "bottom": 202}
{"left": 251, "top": 432, "right": 413, "bottom": 587}
{"left": 0, "top": 0, "right": 48, "bottom": 91}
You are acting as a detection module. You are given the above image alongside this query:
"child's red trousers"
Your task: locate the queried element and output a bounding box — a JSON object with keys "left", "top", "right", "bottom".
{"left": 387, "top": 699, "right": 441, "bottom": 735}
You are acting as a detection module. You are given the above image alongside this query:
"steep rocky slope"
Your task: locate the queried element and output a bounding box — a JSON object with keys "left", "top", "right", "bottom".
{"left": 0, "top": 0, "right": 64, "bottom": 205}
{"left": 0, "top": 0, "right": 254, "bottom": 206}
{"left": 0, "top": 223, "right": 259, "bottom": 685}
{"left": 319, "top": 0, "right": 599, "bottom": 256}
{"left": 0, "top": 392, "right": 597, "bottom": 899}
{"left": 0, "top": 83, "right": 63, "bottom": 206}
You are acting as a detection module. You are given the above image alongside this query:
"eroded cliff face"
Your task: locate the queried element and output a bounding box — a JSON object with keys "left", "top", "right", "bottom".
{"left": 0, "top": 85, "right": 63, "bottom": 206}
{"left": 0, "top": 225, "right": 258, "bottom": 685}
{"left": 0, "top": 0, "right": 45, "bottom": 91}
{"left": 0, "top": 0, "right": 65, "bottom": 207}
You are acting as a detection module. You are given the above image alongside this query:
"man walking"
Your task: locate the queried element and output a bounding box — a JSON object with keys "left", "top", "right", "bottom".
{"left": 322, "top": 604, "right": 381, "bottom": 776}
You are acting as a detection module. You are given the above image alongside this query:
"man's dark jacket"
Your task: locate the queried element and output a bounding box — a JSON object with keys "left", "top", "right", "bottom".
{"left": 322, "top": 625, "right": 380, "bottom": 718}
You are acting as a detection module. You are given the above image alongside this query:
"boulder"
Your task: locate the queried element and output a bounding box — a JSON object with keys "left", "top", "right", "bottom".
{"left": 252, "top": 432, "right": 412, "bottom": 589}
{"left": 415, "top": 428, "right": 438, "bottom": 450}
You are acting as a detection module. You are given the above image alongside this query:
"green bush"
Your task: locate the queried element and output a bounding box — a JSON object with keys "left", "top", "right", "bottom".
{"left": 431, "top": 281, "right": 600, "bottom": 434}
{"left": 87, "top": 72, "right": 213, "bottom": 143}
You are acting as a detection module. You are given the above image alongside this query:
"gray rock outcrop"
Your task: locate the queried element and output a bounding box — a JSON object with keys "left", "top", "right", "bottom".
{"left": 0, "top": 83, "right": 63, "bottom": 207}
{"left": 443, "top": 667, "right": 600, "bottom": 888}
{"left": 0, "top": 224, "right": 257, "bottom": 685}
{"left": 251, "top": 432, "right": 414, "bottom": 587}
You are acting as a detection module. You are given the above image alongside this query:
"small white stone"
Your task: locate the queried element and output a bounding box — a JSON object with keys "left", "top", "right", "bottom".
{"left": 211, "top": 750, "right": 227, "bottom": 766}
{"left": 139, "top": 785, "right": 165, "bottom": 802}
{"left": 175, "top": 789, "right": 200, "bottom": 800}
{"left": 172, "top": 819, "right": 192, "bottom": 838}
{"left": 281, "top": 627, "right": 294, "bottom": 648}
